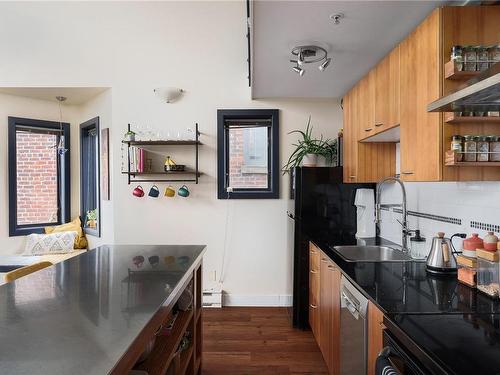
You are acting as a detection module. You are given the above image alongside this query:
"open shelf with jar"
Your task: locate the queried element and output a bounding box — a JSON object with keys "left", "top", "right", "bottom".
{"left": 445, "top": 112, "right": 500, "bottom": 124}
{"left": 445, "top": 150, "right": 500, "bottom": 167}
{"left": 121, "top": 123, "right": 202, "bottom": 185}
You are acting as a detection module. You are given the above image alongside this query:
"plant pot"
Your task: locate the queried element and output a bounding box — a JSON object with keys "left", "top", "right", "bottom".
{"left": 302, "top": 154, "right": 318, "bottom": 167}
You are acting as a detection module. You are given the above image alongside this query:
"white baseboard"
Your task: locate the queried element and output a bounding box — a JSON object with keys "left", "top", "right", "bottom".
{"left": 222, "top": 294, "right": 293, "bottom": 307}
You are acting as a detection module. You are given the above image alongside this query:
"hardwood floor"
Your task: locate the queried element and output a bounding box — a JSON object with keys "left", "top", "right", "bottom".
{"left": 202, "top": 307, "right": 329, "bottom": 374}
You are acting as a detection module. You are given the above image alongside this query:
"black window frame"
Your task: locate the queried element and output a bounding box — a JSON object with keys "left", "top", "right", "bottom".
{"left": 8, "top": 116, "right": 71, "bottom": 236}
{"left": 80, "top": 117, "right": 101, "bottom": 237}
{"left": 217, "top": 109, "right": 279, "bottom": 199}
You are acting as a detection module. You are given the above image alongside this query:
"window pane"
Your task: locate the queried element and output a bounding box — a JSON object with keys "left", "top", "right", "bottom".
{"left": 228, "top": 126, "right": 269, "bottom": 189}
{"left": 16, "top": 130, "right": 59, "bottom": 225}
{"left": 81, "top": 127, "right": 99, "bottom": 230}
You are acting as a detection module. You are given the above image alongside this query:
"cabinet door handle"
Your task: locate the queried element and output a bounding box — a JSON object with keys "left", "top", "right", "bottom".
{"left": 401, "top": 171, "right": 414, "bottom": 175}
{"left": 375, "top": 122, "right": 383, "bottom": 127}
{"left": 321, "top": 258, "right": 328, "bottom": 263}
{"left": 310, "top": 304, "right": 317, "bottom": 309}
{"left": 365, "top": 128, "right": 373, "bottom": 132}
{"left": 310, "top": 250, "right": 316, "bottom": 255}
{"left": 310, "top": 270, "right": 318, "bottom": 274}
{"left": 328, "top": 265, "right": 335, "bottom": 270}
{"left": 349, "top": 175, "right": 357, "bottom": 179}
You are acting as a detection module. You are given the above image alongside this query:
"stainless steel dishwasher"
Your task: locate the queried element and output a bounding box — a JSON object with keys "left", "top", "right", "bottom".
{"left": 340, "top": 275, "right": 369, "bottom": 375}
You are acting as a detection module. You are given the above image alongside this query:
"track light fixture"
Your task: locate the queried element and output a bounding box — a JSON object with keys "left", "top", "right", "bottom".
{"left": 292, "top": 65, "right": 304, "bottom": 76}
{"left": 290, "top": 45, "right": 331, "bottom": 77}
{"left": 319, "top": 57, "right": 331, "bottom": 71}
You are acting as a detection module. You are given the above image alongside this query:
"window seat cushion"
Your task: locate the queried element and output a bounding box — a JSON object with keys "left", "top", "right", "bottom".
{"left": 45, "top": 217, "right": 88, "bottom": 250}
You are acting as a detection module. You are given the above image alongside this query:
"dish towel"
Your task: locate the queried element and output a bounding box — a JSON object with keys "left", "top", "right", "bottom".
{"left": 375, "top": 347, "right": 398, "bottom": 375}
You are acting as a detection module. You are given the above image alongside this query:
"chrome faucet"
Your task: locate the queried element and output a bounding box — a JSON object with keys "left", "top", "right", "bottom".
{"left": 375, "top": 177, "right": 410, "bottom": 252}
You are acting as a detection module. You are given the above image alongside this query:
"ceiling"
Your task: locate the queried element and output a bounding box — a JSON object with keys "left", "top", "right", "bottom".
{"left": 0, "top": 87, "right": 109, "bottom": 105}
{"left": 251, "top": 0, "right": 447, "bottom": 99}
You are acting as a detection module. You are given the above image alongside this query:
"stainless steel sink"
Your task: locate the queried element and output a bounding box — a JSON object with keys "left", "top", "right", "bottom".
{"left": 333, "top": 245, "right": 412, "bottom": 262}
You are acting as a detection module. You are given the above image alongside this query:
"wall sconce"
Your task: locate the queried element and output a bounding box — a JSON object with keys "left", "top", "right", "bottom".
{"left": 154, "top": 87, "right": 184, "bottom": 103}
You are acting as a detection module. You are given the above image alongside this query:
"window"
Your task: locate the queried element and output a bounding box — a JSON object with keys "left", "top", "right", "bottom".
{"left": 8, "top": 117, "right": 70, "bottom": 236}
{"left": 217, "top": 109, "right": 279, "bottom": 199}
{"left": 80, "top": 117, "right": 100, "bottom": 237}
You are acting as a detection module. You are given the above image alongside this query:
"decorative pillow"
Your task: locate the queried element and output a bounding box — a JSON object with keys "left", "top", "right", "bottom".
{"left": 45, "top": 217, "right": 88, "bottom": 249}
{"left": 24, "top": 231, "right": 78, "bottom": 256}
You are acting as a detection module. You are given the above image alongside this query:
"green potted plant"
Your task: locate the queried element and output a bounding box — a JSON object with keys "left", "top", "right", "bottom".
{"left": 86, "top": 209, "right": 98, "bottom": 229}
{"left": 283, "top": 117, "right": 337, "bottom": 172}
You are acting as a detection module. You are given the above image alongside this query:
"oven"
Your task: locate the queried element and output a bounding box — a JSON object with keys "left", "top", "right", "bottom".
{"left": 377, "top": 330, "right": 428, "bottom": 375}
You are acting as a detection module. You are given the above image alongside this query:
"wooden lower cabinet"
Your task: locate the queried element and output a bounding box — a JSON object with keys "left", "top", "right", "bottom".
{"left": 367, "top": 301, "right": 385, "bottom": 375}
{"left": 319, "top": 255, "right": 341, "bottom": 375}
{"left": 309, "top": 243, "right": 321, "bottom": 341}
{"left": 309, "top": 243, "right": 341, "bottom": 375}
{"left": 309, "top": 243, "right": 386, "bottom": 375}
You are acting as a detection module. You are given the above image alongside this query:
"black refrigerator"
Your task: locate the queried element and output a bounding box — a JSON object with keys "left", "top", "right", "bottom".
{"left": 287, "top": 166, "right": 375, "bottom": 329}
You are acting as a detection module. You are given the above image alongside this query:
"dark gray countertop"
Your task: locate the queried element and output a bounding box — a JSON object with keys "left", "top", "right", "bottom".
{"left": 0, "top": 245, "right": 206, "bottom": 375}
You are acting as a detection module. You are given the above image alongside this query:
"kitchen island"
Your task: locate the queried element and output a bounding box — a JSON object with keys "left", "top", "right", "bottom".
{"left": 0, "top": 244, "right": 206, "bottom": 375}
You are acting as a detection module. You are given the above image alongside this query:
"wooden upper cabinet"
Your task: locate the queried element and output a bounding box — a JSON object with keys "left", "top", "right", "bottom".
{"left": 399, "top": 8, "right": 442, "bottom": 181}
{"left": 342, "top": 89, "right": 358, "bottom": 183}
{"left": 343, "top": 81, "right": 396, "bottom": 183}
{"left": 375, "top": 46, "right": 400, "bottom": 133}
{"left": 358, "top": 72, "right": 376, "bottom": 139}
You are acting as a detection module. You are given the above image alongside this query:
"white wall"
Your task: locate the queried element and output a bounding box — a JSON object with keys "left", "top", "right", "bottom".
{"left": 379, "top": 181, "right": 500, "bottom": 257}
{"left": 0, "top": 2, "right": 341, "bottom": 304}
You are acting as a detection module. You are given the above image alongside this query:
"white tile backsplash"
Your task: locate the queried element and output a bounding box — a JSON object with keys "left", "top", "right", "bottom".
{"left": 378, "top": 181, "right": 500, "bottom": 258}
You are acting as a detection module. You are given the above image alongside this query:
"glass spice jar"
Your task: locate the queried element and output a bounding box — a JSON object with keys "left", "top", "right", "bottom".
{"left": 451, "top": 135, "right": 464, "bottom": 162}
{"left": 451, "top": 45, "right": 463, "bottom": 71}
{"left": 490, "top": 136, "right": 500, "bottom": 162}
{"left": 463, "top": 46, "right": 477, "bottom": 71}
{"left": 477, "top": 136, "right": 490, "bottom": 162}
{"left": 476, "top": 46, "right": 490, "bottom": 71}
{"left": 489, "top": 45, "right": 500, "bottom": 68}
{"left": 464, "top": 135, "right": 477, "bottom": 162}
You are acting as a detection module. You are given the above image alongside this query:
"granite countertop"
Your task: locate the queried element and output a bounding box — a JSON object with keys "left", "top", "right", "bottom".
{"left": 0, "top": 245, "right": 206, "bottom": 375}
{"left": 311, "top": 235, "right": 500, "bottom": 375}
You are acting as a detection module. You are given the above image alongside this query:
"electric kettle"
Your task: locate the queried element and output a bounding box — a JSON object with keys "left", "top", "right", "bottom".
{"left": 426, "top": 232, "right": 457, "bottom": 274}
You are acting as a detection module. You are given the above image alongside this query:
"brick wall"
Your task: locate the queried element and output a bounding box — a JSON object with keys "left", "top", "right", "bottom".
{"left": 229, "top": 128, "right": 268, "bottom": 188}
{"left": 16, "top": 131, "right": 59, "bottom": 225}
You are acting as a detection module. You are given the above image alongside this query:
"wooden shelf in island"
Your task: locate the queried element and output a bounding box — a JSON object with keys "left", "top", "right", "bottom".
{"left": 135, "top": 309, "right": 194, "bottom": 375}
{"left": 445, "top": 150, "right": 500, "bottom": 167}
{"left": 445, "top": 112, "right": 500, "bottom": 124}
{"left": 444, "top": 60, "right": 481, "bottom": 80}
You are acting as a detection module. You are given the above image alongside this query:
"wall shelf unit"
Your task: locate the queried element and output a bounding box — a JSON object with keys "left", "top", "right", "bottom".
{"left": 445, "top": 112, "right": 500, "bottom": 124}
{"left": 123, "top": 123, "right": 201, "bottom": 185}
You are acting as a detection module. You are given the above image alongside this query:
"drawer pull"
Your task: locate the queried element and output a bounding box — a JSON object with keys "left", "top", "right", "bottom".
{"left": 310, "top": 270, "right": 318, "bottom": 274}
{"left": 365, "top": 128, "right": 373, "bottom": 132}
{"left": 310, "top": 304, "right": 318, "bottom": 309}
{"left": 328, "top": 265, "right": 335, "bottom": 270}
{"left": 375, "top": 122, "right": 383, "bottom": 127}
{"left": 401, "top": 171, "right": 414, "bottom": 175}
{"left": 321, "top": 258, "right": 327, "bottom": 263}
{"left": 349, "top": 175, "right": 357, "bottom": 179}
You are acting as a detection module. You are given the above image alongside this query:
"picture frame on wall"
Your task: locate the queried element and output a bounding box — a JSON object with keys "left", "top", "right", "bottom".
{"left": 101, "top": 128, "right": 110, "bottom": 200}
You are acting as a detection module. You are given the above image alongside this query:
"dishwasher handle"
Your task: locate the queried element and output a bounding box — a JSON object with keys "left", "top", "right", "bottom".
{"left": 341, "top": 290, "right": 360, "bottom": 320}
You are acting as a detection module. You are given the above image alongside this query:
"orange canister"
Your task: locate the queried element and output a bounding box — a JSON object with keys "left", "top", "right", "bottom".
{"left": 463, "top": 233, "right": 483, "bottom": 256}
